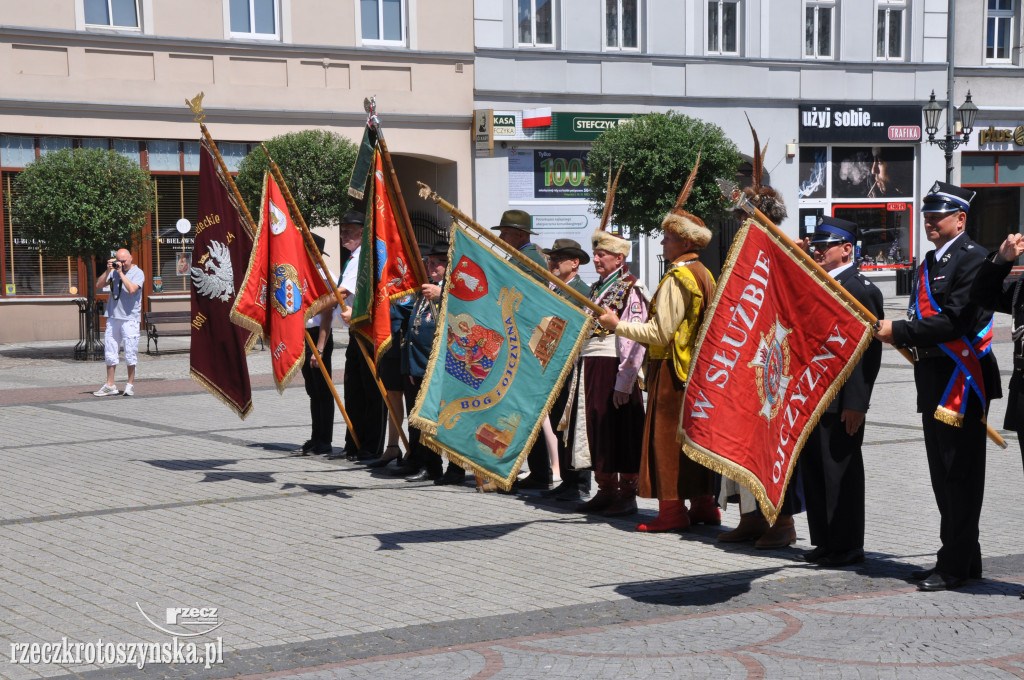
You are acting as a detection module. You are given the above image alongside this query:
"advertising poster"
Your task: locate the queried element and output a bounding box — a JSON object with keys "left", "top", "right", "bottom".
{"left": 832, "top": 146, "right": 914, "bottom": 199}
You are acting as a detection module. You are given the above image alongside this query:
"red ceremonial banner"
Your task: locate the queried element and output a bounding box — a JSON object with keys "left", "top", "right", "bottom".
{"left": 230, "top": 172, "right": 332, "bottom": 391}
{"left": 352, "top": 151, "right": 420, "bottom": 362}
{"left": 680, "top": 219, "right": 874, "bottom": 524}
{"left": 189, "top": 141, "right": 256, "bottom": 418}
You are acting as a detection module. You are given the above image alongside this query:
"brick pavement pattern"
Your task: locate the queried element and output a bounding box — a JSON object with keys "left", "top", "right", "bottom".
{"left": 1, "top": 314, "right": 1023, "bottom": 680}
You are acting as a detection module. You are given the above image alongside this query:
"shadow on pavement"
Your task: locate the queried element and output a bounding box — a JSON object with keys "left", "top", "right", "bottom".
{"left": 610, "top": 564, "right": 785, "bottom": 607}
{"left": 347, "top": 518, "right": 579, "bottom": 551}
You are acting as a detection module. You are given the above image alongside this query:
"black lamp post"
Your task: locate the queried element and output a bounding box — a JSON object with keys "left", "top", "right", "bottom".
{"left": 923, "top": 89, "right": 979, "bottom": 182}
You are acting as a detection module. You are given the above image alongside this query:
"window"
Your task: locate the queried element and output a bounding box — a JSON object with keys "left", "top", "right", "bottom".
{"left": 876, "top": 1, "right": 904, "bottom": 60}
{"left": 229, "top": 0, "right": 279, "bottom": 39}
{"left": 805, "top": 1, "right": 835, "bottom": 59}
{"left": 84, "top": 0, "right": 139, "bottom": 28}
{"left": 517, "top": 0, "right": 553, "bottom": 47}
{"left": 987, "top": 0, "right": 1014, "bottom": 62}
{"left": 707, "top": 1, "right": 740, "bottom": 55}
{"left": 606, "top": 0, "right": 639, "bottom": 50}
{"left": 361, "top": 0, "right": 405, "bottom": 44}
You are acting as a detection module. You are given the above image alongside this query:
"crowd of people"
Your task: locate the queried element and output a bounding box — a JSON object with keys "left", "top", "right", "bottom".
{"left": 292, "top": 177, "right": 1022, "bottom": 595}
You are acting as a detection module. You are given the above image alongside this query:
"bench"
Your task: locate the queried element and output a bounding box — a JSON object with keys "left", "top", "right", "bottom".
{"left": 143, "top": 310, "right": 191, "bottom": 355}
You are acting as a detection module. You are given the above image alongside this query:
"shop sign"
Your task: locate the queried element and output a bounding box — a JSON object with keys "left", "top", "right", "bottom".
{"left": 493, "top": 112, "right": 636, "bottom": 142}
{"left": 799, "top": 104, "right": 922, "bottom": 144}
{"left": 978, "top": 125, "right": 1024, "bottom": 147}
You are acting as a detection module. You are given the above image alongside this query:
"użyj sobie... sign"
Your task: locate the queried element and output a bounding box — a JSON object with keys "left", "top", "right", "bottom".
{"left": 492, "top": 111, "right": 636, "bottom": 142}
{"left": 798, "top": 104, "right": 922, "bottom": 144}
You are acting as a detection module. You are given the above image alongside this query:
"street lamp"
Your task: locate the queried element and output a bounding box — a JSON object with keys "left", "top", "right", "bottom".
{"left": 922, "top": 90, "right": 979, "bottom": 182}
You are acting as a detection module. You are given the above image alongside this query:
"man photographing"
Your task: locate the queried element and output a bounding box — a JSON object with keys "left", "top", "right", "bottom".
{"left": 94, "top": 248, "right": 145, "bottom": 396}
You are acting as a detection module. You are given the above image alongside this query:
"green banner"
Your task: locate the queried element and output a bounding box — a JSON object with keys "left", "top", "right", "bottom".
{"left": 409, "top": 224, "right": 594, "bottom": 490}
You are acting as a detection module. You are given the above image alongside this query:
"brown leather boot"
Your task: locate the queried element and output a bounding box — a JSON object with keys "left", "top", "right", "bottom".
{"left": 575, "top": 473, "right": 617, "bottom": 513}
{"left": 754, "top": 514, "right": 796, "bottom": 549}
{"left": 687, "top": 494, "right": 722, "bottom": 525}
{"left": 603, "top": 474, "right": 639, "bottom": 517}
{"left": 716, "top": 512, "right": 769, "bottom": 543}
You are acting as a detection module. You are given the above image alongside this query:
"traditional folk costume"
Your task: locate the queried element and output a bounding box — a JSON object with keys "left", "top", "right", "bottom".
{"left": 612, "top": 160, "right": 718, "bottom": 532}
{"left": 574, "top": 229, "right": 648, "bottom": 516}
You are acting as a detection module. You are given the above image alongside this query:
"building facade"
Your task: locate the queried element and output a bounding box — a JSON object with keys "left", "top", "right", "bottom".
{"left": 472, "top": 0, "right": 951, "bottom": 292}
{"left": 0, "top": 0, "right": 475, "bottom": 342}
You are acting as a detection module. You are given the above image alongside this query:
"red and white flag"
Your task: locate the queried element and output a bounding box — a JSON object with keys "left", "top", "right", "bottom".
{"left": 680, "top": 219, "right": 875, "bottom": 524}
{"left": 522, "top": 107, "right": 552, "bottom": 128}
{"left": 230, "top": 172, "right": 332, "bottom": 391}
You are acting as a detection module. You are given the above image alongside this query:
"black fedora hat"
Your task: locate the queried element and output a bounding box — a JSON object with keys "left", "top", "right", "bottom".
{"left": 310, "top": 233, "right": 327, "bottom": 256}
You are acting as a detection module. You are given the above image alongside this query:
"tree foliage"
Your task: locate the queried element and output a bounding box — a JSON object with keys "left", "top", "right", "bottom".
{"left": 235, "top": 129, "right": 359, "bottom": 229}
{"left": 585, "top": 112, "right": 743, "bottom": 235}
{"left": 13, "top": 147, "right": 154, "bottom": 261}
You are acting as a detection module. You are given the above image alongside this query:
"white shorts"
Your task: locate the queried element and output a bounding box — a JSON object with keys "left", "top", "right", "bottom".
{"left": 104, "top": 318, "right": 140, "bottom": 367}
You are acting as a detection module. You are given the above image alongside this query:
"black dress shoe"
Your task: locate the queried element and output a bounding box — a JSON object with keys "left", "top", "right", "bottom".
{"left": 406, "top": 469, "right": 440, "bottom": 482}
{"left": 541, "top": 480, "right": 573, "bottom": 497}
{"left": 312, "top": 443, "right": 333, "bottom": 455}
{"left": 389, "top": 464, "right": 420, "bottom": 477}
{"left": 918, "top": 572, "right": 966, "bottom": 591}
{"left": 355, "top": 449, "right": 379, "bottom": 461}
{"left": 434, "top": 469, "right": 467, "bottom": 485}
{"left": 366, "top": 456, "right": 398, "bottom": 469}
{"left": 517, "top": 475, "right": 551, "bottom": 490}
{"left": 910, "top": 566, "right": 936, "bottom": 581}
{"left": 794, "top": 546, "right": 830, "bottom": 564}
{"left": 817, "top": 548, "right": 865, "bottom": 568}
{"left": 300, "top": 439, "right": 316, "bottom": 454}
{"left": 555, "top": 488, "right": 585, "bottom": 502}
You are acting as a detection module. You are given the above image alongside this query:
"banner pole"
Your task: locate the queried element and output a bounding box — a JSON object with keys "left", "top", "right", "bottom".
{"left": 365, "top": 107, "right": 429, "bottom": 286}
{"left": 416, "top": 182, "right": 607, "bottom": 317}
{"left": 719, "top": 179, "right": 1006, "bottom": 450}
{"left": 305, "top": 330, "right": 360, "bottom": 450}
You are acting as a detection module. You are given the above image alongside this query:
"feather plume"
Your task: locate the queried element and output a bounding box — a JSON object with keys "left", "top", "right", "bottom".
{"left": 671, "top": 148, "right": 702, "bottom": 215}
{"left": 736, "top": 114, "right": 788, "bottom": 224}
{"left": 598, "top": 163, "right": 623, "bottom": 232}
{"left": 745, "top": 112, "right": 763, "bottom": 189}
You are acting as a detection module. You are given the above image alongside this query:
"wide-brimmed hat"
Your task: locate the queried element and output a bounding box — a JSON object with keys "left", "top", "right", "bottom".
{"left": 422, "top": 240, "right": 449, "bottom": 259}
{"left": 543, "top": 238, "right": 590, "bottom": 264}
{"left": 310, "top": 233, "right": 327, "bottom": 256}
{"left": 491, "top": 209, "right": 537, "bottom": 235}
{"left": 922, "top": 181, "right": 975, "bottom": 214}
{"left": 810, "top": 216, "right": 858, "bottom": 245}
{"left": 340, "top": 210, "right": 365, "bottom": 227}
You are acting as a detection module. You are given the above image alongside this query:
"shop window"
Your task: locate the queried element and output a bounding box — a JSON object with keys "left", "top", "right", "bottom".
{"left": 1, "top": 171, "right": 79, "bottom": 297}
{"left": 229, "top": 0, "right": 279, "bottom": 40}
{"left": 361, "top": 0, "right": 405, "bottom": 44}
{"left": 876, "top": 1, "right": 905, "bottom": 60}
{"left": 606, "top": 0, "right": 639, "bottom": 50}
{"left": 151, "top": 175, "right": 199, "bottom": 294}
{"left": 986, "top": 0, "right": 1014, "bottom": 62}
{"left": 518, "top": 0, "right": 554, "bottom": 47}
{"left": 797, "top": 145, "right": 915, "bottom": 269}
{"left": 0, "top": 135, "right": 36, "bottom": 168}
{"left": 708, "top": 0, "right": 740, "bottom": 55}
{"left": 804, "top": 1, "right": 835, "bottom": 59}
{"left": 84, "top": 0, "right": 140, "bottom": 29}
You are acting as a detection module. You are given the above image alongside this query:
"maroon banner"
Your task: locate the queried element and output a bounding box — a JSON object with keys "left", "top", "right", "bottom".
{"left": 189, "top": 141, "right": 256, "bottom": 419}
{"left": 680, "top": 219, "right": 874, "bottom": 523}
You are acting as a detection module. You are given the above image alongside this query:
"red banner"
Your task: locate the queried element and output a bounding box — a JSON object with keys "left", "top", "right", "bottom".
{"left": 230, "top": 172, "right": 332, "bottom": 391}
{"left": 680, "top": 219, "right": 874, "bottom": 523}
{"left": 352, "top": 151, "right": 420, "bottom": 362}
{"left": 189, "top": 141, "right": 256, "bottom": 418}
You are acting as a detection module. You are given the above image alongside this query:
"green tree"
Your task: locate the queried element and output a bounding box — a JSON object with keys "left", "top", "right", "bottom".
{"left": 585, "top": 112, "right": 743, "bottom": 235}
{"left": 235, "top": 129, "right": 359, "bottom": 229}
{"left": 13, "top": 147, "right": 154, "bottom": 355}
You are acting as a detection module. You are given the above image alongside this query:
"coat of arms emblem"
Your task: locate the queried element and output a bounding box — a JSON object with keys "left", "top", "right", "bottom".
{"left": 270, "top": 263, "right": 302, "bottom": 317}
{"left": 749, "top": 317, "right": 793, "bottom": 420}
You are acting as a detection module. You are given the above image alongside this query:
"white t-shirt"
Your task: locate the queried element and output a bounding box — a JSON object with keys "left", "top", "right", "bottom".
{"left": 335, "top": 246, "right": 360, "bottom": 326}
{"left": 103, "top": 266, "right": 146, "bottom": 322}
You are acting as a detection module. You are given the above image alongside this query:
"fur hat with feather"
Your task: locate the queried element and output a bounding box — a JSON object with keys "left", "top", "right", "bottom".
{"left": 591, "top": 163, "right": 632, "bottom": 257}
{"left": 662, "top": 150, "right": 712, "bottom": 249}
{"left": 735, "top": 113, "right": 787, "bottom": 224}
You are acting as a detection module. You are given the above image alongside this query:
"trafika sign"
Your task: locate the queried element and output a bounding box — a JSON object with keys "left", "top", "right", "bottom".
{"left": 799, "top": 104, "right": 923, "bottom": 144}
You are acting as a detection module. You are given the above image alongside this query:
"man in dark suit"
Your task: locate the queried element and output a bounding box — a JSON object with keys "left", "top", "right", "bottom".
{"left": 796, "top": 217, "right": 883, "bottom": 568}
{"left": 875, "top": 181, "right": 1002, "bottom": 591}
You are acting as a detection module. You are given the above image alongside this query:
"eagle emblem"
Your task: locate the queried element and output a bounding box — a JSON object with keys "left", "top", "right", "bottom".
{"left": 190, "top": 241, "right": 234, "bottom": 302}
{"left": 749, "top": 317, "right": 793, "bottom": 421}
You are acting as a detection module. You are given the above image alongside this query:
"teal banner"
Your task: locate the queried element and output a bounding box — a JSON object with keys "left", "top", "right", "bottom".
{"left": 410, "top": 224, "right": 594, "bottom": 490}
